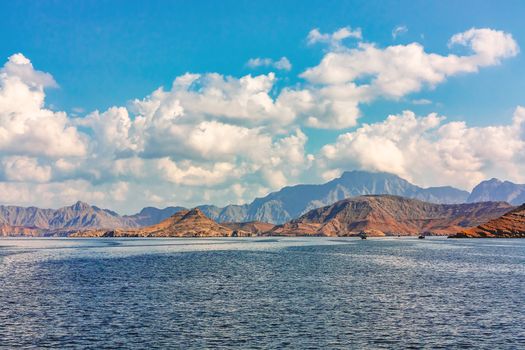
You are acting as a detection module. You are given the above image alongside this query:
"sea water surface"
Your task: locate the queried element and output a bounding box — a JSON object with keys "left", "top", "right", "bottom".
{"left": 1, "top": 237, "right": 524, "bottom": 349}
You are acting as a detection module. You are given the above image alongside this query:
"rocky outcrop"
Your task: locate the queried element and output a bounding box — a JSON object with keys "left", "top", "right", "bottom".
{"left": 268, "top": 195, "right": 513, "bottom": 237}
{"left": 72, "top": 208, "right": 252, "bottom": 238}
{"left": 451, "top": 204, "right": 525, "bottom": 238}
{"left": 0, "top": 224, "right": 42, "bottom": 237}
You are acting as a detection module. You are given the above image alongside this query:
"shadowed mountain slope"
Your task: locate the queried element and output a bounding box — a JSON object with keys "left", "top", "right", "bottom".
{"left": 452, "top": 204, "right": 525, "bottom": 238}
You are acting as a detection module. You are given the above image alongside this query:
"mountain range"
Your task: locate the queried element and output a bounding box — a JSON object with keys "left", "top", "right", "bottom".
{"left": 1, "top": 170, "right": 525, "bottom": 236}
{"left": 268, "top": 195, "right": 513, "bottom": 237}
{"left": 70, "top": 195, "right": 517, "bottom": 238}
{"left": 198, "top": 170, "right": 471, "bottom": 224}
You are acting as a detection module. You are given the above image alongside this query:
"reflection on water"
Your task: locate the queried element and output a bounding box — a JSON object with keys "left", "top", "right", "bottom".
{"left": 1, "top": 237, "right": 524, "bottom": 349}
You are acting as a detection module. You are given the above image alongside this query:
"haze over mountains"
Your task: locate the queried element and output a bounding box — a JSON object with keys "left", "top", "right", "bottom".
{"left": 1, "top": 170, "right": 524, "bottom": 236}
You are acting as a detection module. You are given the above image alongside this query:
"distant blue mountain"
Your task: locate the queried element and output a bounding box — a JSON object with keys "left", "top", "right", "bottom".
{"left": 467, "top": 178, "right": 525, "bottom": 205}
{"left": 124, "top": 206, "right": 186, "bottom": 226}
{"left": 198, "top": 170, "right": 470, "bottom": 224}
{"left": 6, "top": 171, "right": 524, "bottom": 231}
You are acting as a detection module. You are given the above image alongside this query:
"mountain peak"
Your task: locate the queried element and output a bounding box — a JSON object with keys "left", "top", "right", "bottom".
{"left": 485, "top": 178, "right": 502, "bottom": 184}
{"left": 184, "top": 208, "right": 207, "bottom": 218}
{"left": 71, "top": 201, "right": 91, "bottom": 211}
{"left": 340, "top": 169, "right": 396, "bottom": 178}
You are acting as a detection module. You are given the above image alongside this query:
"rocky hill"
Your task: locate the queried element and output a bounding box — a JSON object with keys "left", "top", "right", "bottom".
{"left": 268, "top": 195, "right": 513, "bottom": 237}
{"left": 451, "top": 204, "right": 525, "bottom": 238}
{"left": 467, "top": 178, "right": 525, "bottom": 205}
{"left": 222, "top": 221, "right": 275, "bottom": 235}
{"left": 72, "top": 208, "right": 252, "bottom": 238}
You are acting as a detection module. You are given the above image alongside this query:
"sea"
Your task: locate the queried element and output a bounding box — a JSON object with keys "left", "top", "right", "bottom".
{"left": 0, "top": 237, "right": 524, "bottom": 349}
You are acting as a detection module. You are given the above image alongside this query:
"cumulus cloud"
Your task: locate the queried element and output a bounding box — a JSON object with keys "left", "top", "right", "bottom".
{"left": 2, "top": 156, "right": 52, "bottom": 183}
{"left": 318, "top": 108, "right": 525, "bottom": 189}
{"left": 300, "top": 27, "right": 519, "bottom": 128}
{"left": 0, "top": 54, "right": 86, "bottom": 158}
{"left": 0, "top": 26, "right": 522, "bottom": 211}
{"left": 246, "top": 57, "right": 292, "bottom": 71}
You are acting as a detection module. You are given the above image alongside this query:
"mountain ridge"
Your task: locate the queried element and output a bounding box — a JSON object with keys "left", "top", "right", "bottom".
{"left": 72, "top": 208, "right": 252, "bottom": 238}
{"left": 198, "top": 170, "right": 470, "bottom": 224}
{"left": 2, "top": 171, "right": 524, "bottom": 236}
{"left": 467, "top": 178, "right": 525, "bottom": 205}
{"left": 451, "top": 203, "right": 525, "bottom": 238}
{"left": 268, "top": 195, "right": 514, "bottom": 237}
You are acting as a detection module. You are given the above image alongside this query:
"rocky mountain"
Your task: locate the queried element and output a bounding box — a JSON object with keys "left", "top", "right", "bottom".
{"left": 0, "top": 201, "right": 139, "bottom": 235}
{"left": 452, "top": 204, "right": 525, "bottom": 238}
{"left": 72, "top": 208, "right": 252, "bottom": 238}
{"left": 199, "top": 171, "right": 470, "bottom": 224}
{"left": 0, "top": 201, "right": 191, "bottom": 236}
{"left": 5, "top": 171, "right": 524, "bottom": 236}
{"left": 268, "top": 195, "right": 513, "bottom": 237}
{"left": 467, "top": 178, "right": 525, "bottom": 205}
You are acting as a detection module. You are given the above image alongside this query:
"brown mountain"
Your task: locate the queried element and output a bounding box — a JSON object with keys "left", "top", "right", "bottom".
{"left": 268, "top": 195, "right": 514, "bottom": 237}
{"left": 72, "top": 208, "right": 253, "bottom": 237}
{"left": 451, "top": 204, "right": 525, "bottom": 238}
{"left": 222, "top": 221, "right": 275, "bottom": 235}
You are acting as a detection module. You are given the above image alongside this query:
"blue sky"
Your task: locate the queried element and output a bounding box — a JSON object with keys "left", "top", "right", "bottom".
{"left": 3, "top": 1, "right": 524, "bottom": 120}
{"left": 1, "top": 0, "right": 524, "bottom": 212}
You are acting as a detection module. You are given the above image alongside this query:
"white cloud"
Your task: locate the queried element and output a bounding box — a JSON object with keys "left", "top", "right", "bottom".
{"left": 411, "top": 98, "right": 432, "bottom": 105}
{"left": 318, "top": 108, "right": 525, "bottom": 190}
{"left": 110, "top": 181, "right": 129, "bottom": 201}
{"left": 0, "top": 54, "right": 86, "bottom": 158}
{"left": 0, "top": 25, "right": 522, "bottom": 212}
{"left": 392, "top": 25, "right": 408, "bottom": 39}
{"left": 299, "top": 27, "right": 519, "bottom": 128}
{"left": 246, "top": 57, "right": 292, "bottom": 71}
{"left": 2, "top": 156, "right": 52, "bottom": 183}
{"left": 307, "top": 27, "right": 362, "bottom": 49}
{"left": 449, "top": 28, "right": 519, "bottom": 66}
